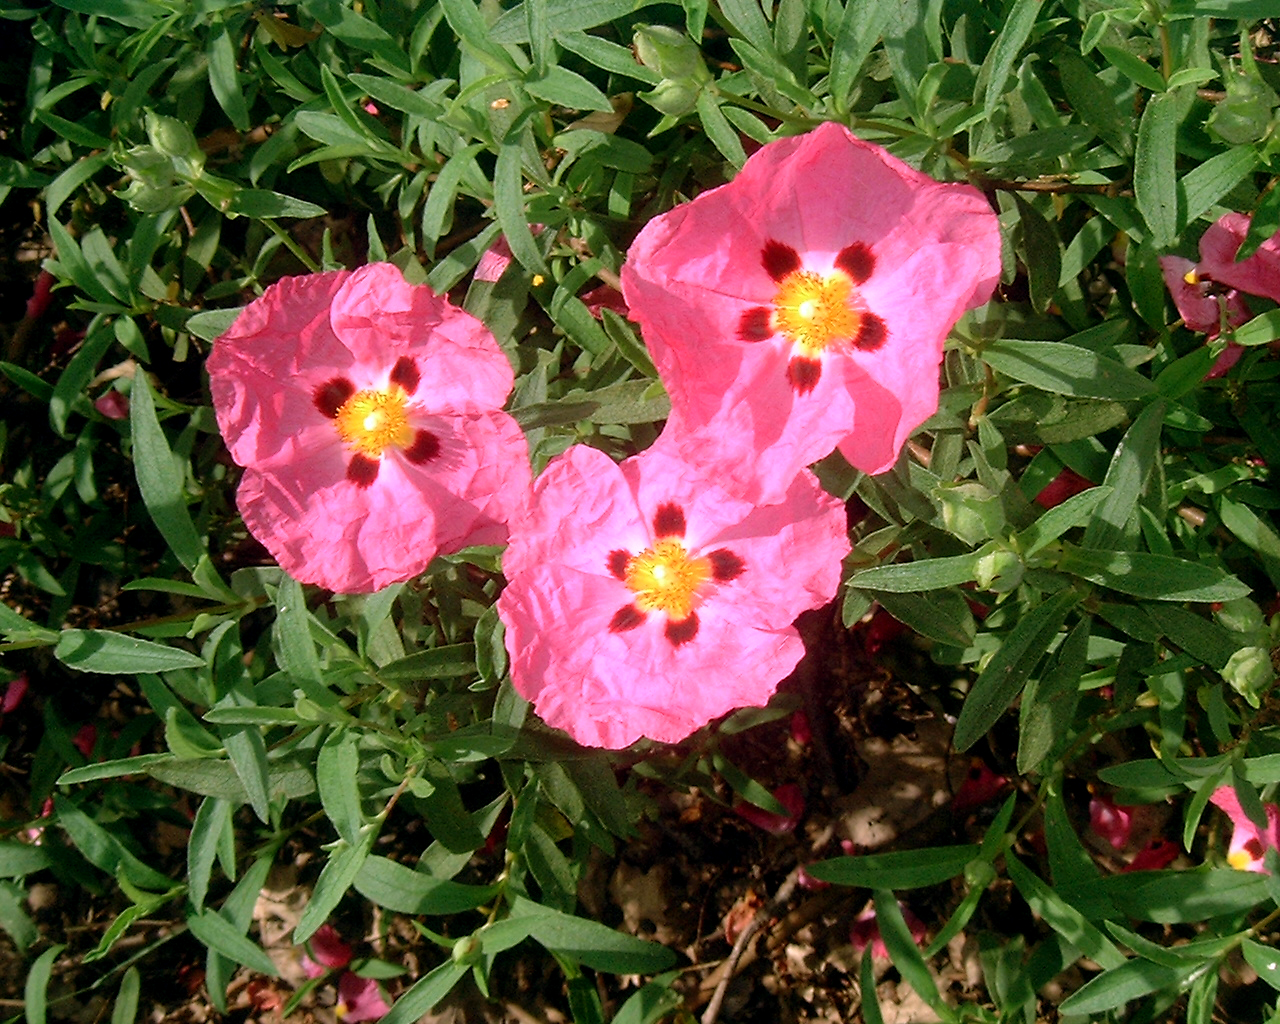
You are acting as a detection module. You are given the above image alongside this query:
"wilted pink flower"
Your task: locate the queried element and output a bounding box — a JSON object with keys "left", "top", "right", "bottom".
{"left": 207, "top": 264, "right": 531, "bottom": 593}
{"left": 733, "top": 783, "right": 805, "bottom": 834}
{"left": 1124, "top": 837, "right": 1178, "bottom": 872}
{"left": 622, "top": 121, "right": 1002, "bottom": 502}
{"left": 850, "top": 901, "right": 926, "bottom": 960}
{"left": 1, "top": 674, "right": 28, "bottom": 714}
{"left": 789, "top": 709, "right": 812, "bottom": 746}
{"left": 1210, "top": 785, "right": 1280, "bottom": 873}
{"left": 305, "top": 924, "right": 354, "bottom": 974}
{"left": 497, "top": 444, "right": 849, "bottom": 748}
{"left": 1089, "top": 794, "right": 1135, "bottom": 851}
{"left": 952, "top": 760, "right": 1007, "bottom": 813}
{"left": 1035, "top": 466, "right": 1094, "bottom": 509}
{"left": 72, "top": 724, "right": 97, "bottom": 759}
{"left": 26, "top": 270, "right": 54, "bottom": 321}
{"left": 336, "top": 973, "right": 391, "bottom": 1022}
{"left": 94, "top": 390, "right": 130, "bottom": 420}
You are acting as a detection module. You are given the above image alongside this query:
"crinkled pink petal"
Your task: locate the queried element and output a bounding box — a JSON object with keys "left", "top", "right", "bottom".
{"left": 1089, "top": 794, "right": 1135, "bottom": 850}
{"left": 734, "top": 783, "right": 805, "bottom": 834}
{"left": 337, "top": 973, "right": 391, "bottom": 1022}
{"left": 579, "top": 283, "right": 629, "bottom": 318}
{"left": 307, "top": 924, "right": 354, "bottom": 970}
{"left": 850, "top": 901, "right": 926, "bottom": 960}
{"left": 1210, "top": 785, "right": 1280, "bottom": 872}
{"left": 208, "top": 264, "right": 530, "bottom": 593}
{"left": 474, "top": 235, "right": 517, "bottom": 283}
{"left": 622, "top": 121, "right": 1001, "bottom": 502}
{"left": 1206, "top": 342, "right": 1246, "bottom": 378}
{"left": 1159, "top": 255, "right": 1251, "bottom": 336}
{"left": 498, "top": 445, "right": 849, "bottom": 748}
{"left": 1198, "top": 211, "right": 1280, "bottom": 302}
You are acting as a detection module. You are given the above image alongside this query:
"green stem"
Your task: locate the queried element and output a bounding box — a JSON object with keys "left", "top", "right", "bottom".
{"left": 263, "top": 217, "right": 321, "bottom": 273}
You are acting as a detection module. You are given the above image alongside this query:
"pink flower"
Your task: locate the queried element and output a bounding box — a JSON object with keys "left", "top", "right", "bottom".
{"left": 1035, "top": 467, "right": 1094, "bottom": 509}
{"left": 621, "top": 121, "right": 1002, "bottom": 502}
{"left": 305, "top": 924, "right": 354, "bottom": 975}
{"left": 207, "top": 264, "right": 531, "bottom": 593}
{"left": 733, "top": 783, "right": 805, "bottom": 834}
{"left": 1210, "top": 785, "right": 1280, "bottom": 872}
{"left": 951, "top": 760, "right": 1007, "bottom": 814}
{"left": 1197, "top": 212, "right": 1280, "bottom": 300}
{"left": 850, "top": 901, "right": 926, "bottom": 960}
{"left": 1, "top": 674, "right": 28, "bottom": 714}
{"left": 72, "top": 724, "right": 97, "bottom": 759}
{"left": 1124, "top": 838, "right": 1178, "bottom": 872}
{"left": 94, "top": 390, "right": 130, "bottom": 420}
{"left": 26, "top": 270, "right": 54, "bottom": 321}
{"left": 1159, "top": 254, "right": 1252, "bottom": 337}
{"left": 497, "top": 444, "right": 849, "bottom": 748}
{"left": 1089, "top": 794, "right": 1135, "bottom": 850}
{"left": 336, "top": 973, "right": 391, "bottom": 1022}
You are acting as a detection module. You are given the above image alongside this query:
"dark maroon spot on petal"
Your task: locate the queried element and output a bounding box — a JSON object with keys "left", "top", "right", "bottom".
{"left": 854, "top": 311, "right": 887, "bottom": 352}
{"left": 610, "top": 604, "right": 645, "bottom": 632}
{"left": 787, "top": 356, "right": 822, "bottom": 394}
{"left": 707, "top": 548, "right": 745, "bottom": 581}
{"left": 607, "top": 549, "right": 631, "bottom": 580}
{"left": 738, "top": 307, "right": 773, "bottom": 342}
{"left": 314, "top": 377, "right": 355, "bottom": 418}
{"left": 761, "top": 240, "right": 802, "bottom": 282}
{"left": 652, "top": 502, "right": 686, "bottom": 538}
{"left": 389, "top": 355, "right": 420, "bottom": 394}
{"left": 665, "top": 611, "right": 699, "bottom": 646}
{"left": 402, "top": 429, "right": 440, "bottom": 465}
{"left": 347, "top": 454, "right": 380, "bottom": 488}
{"left": 1245, "top": 837, "right": 1266, "bottom": 859}
{"left": 835, "top": 242, "right": 875, "bottom": 283}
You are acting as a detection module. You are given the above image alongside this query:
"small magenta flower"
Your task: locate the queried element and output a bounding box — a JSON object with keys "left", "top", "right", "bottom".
{"left": 497, "top": 444, "right": 849, "bottom": 748}
{"left": 733, "top": 783, "right": 805, "bottom": 835}
{"left": 207, "top": 264, "right": 531, "bottom": 593}
{"left": 622, "top": 121, "right": 1002, "bottom": 502}
{"left": 1209, "top": 785, "right": 1280, "bottom": 872}
{"left": 1089, "top": 793, "right": 1135, "bottom": 851}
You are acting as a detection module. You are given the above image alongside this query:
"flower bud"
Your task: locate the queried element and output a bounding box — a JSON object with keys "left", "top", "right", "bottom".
{"left": 452, "top": 934, "right": 483, "bottom": 966}
{"left": 1223, "top": 645, "right": 1276, "bottom": 708}
{"left": 634, "top": 25, "right": 711, "bottom": 117}
{"left": 974, "top": 545, "right": 1023, "bottom": 593}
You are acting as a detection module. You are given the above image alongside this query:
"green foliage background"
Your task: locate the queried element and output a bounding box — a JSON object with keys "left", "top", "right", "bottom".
{"left": 4, "top": 0, "right": 1280, "bottom": 1020}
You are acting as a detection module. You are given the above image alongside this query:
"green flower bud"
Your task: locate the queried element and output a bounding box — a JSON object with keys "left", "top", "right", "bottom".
{"left": 146, "top": 111, "right": 205, "bottom": 175}
{"left": 1215, "top": 598, "right": 1265, "bottom": 635}
{"left": 936, "top": 482, "right": 1005, "bottom": 546}
{"left": 118, "top": 146, "right": 197, "bottom": 213}
{"left": 452, "top": 934, "right": 483, "bottom": 966}
{"left": 1223, "top": 645, "right": 1276, "bottom": 708}
{"left": 634, "top": 25, "right": 711, "bottom": 117}
{"left": 974, "top": 546, "right": 1023, "bottom": 593}
{"left": 964, "top": 859, "right": 996, "bottom": 889}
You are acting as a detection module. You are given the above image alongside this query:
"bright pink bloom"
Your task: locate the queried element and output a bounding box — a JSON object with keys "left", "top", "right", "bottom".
{"left": 1159, "top": 254, "right": 1252, "bottom": 337}
{"left": 1197, "top": 212, "right": 1280, "bottom": 300}
{"left": 734, "top": 783, "right": 805, "bottom": 835}
{"left": 207, "top": 264, "right": 531, "bottom": 593}
{"left": 622, "top": 121, "right": 1002, "bottom": 502}
{"left": 1210, "top": 785, "right": 1280, "bottom": 872}
{"left": 1089, "top": 794, "right": 1135, "bottom": 851}
{"left": 1035, "top": 467, "right": 1094, "bottom": 509}
{"left": 336, "top": 973, "right": 391, "bottom": 1022}
{"left": 850, "top": 901, "right": 926, "bottom": 960}
{"left": 497, "top": 444, "right": 849, "bottom": 748}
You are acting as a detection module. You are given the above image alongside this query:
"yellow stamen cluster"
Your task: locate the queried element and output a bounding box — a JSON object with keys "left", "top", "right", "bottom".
{"left": 624, "top": 539, "right": 711, "bottom": 621}
{"left": 334, "top": 388, "right": 412, "bottom": 458}
{"left": 772, "top": 270, "right": 862, "bottom": 356}
{"left": 1183, "top": 268, "right": 1199, "bottom": 285}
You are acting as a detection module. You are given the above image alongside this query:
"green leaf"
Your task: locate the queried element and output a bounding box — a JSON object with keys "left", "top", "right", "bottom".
{"left": 1005, "top": 852, "right": 1126, "bottom": 968}
{"left": 1101, "top": 867, "right": 1268, "bottom": 923}
{"left": 1016, "top": 486, "right": 1111, "bottom": 557}
{"left": 223, "top": 720, "right": 272, "bottom": 824}
{"left": 353, "top": 855, "right": 501, "bottom": 915}
{"left": 207, "top": 15, "right": 250, "bottom": 131}
{"left": 225, "top": 189, "right": 327, "bottom": 219}
{"left": 1059, "top": 957, "right": 1194, "bottom": 1015}
{"left": 805, "top": 845, "right": 980, "bottom": 889}
{"left": 1242, "top": 938, "right": 1280, "bottom": 991}
{"left": 379, "top": 644, "right": 478, "bottom": 682}
{"left": 525, "top": 66, "right": 611, "bottom": 111}
{"left": 58, "top": 754, "right": 175, "bottom": 784}
{"left": 1018, "top": 615, "right": 1089, "bottom": 774}
{"left": 980, "top": 0, "right": 1041, "bottom": 119}
{"left": 829, "top": 0, "right": 894, "bottom": 112}
{"left": 146, "top": 755, "right": 316, "bottom": 803}
{"left": 611, "top": 973, "right": 683, "bottom": 1024}
{"left": 981, "top": 340, "right": 1154, "bottom": 400}
{"left": 1082, "top": 399, "right": 1165, "bottom": 551}
{"left": 0, "top": 841, "right": 52, "bottom": 878}
{"left": 1097, "top": 45, "right": 1166, "bottom": 93}
{"left": 379, "top": 960, "right": 470, "bottom": 1024}
{"left": 131, "top": 372, "right": 205, "bottom": 571}
{"left": 872, "top": 889, "right": 954, "bottom": 1020}
{"left": 1134, "top": 91, "right": 1179, "bottom": 248}
{"left": 112, "top": 966, "right": 141, "bottom": 1024}
{"left": 188, "top": 797, "right": 232, "bottom": 912}
{"left": 24, "top": 944, "right": 66, "bottom": 1024}
{"left": 50, "top": 315, "right": 114, "bottom": 435}
{"left": 294, "top": 828, "right": 376, "bottom": 944}
{"left": 187, "top": 908, "right": 278, "bottom": 976}
{"left": 865, "top": 589, "right": 976, "bottom": 648}
{"left": 53, "top": 795, "right": 173, "bottom": 891}
{"left": 953, "top": 589, "right": 1081, "bottom": 751}
{"left": 511, "top": 897, "right": 677, "bottom": 973}
{"left": 555, "top": 31, "right": 661, "bottom": 84}
{"left": 1058, "top": 547, "right": 1249, "bottom": 601}
{"left": 317, "top": 729, "right": 365, "bottom": 846}
{"left": 1229, "top": 308, "right": 1280, "bottom": 348}
{"left": 185, "top": 307, "right": 241, "bottom": 342}
{"left": 696, "top": 91, "right": 747, "bottom": 168}
{"left": 1014, "top": 195, "right": 1062, "bottom": 313}
{"left": 1180, "top": 147, "right": 1258, "bottom": 228}
{"left": 1237, "top": 181, "right": 1280, "bottom": 260}
{"left": 438, "top": 0, "right": 519, "bottom": 73}
{"left": 849, "top": 552, "right": 979, "bottom": 592}
{"left": 55, "top": 630, "right": 206, "bottom": 674}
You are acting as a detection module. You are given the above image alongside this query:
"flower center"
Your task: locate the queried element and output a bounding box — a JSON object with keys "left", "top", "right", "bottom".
{"left": 623, "top": 538, "right": 711, "bottom": 621}
{"left": 334, "top": 388, "right": 413, "bottom": 458}
{"left": 772, "top": 271, "right": 862, "bottom": 357}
